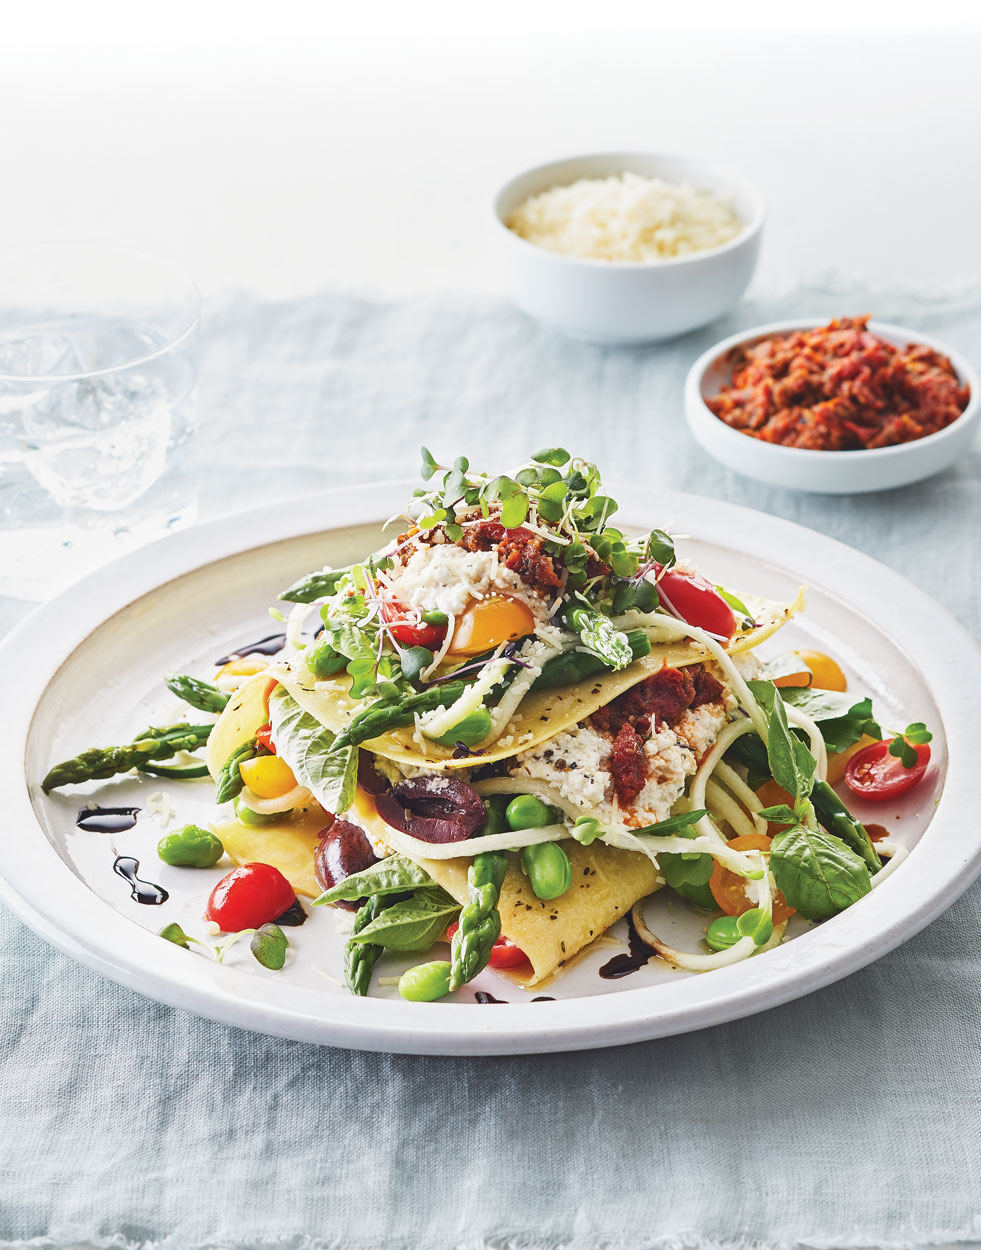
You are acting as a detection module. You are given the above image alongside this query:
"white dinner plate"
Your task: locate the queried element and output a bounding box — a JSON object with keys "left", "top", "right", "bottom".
{"left": 3, "top": 484, "right": 979, "bottom": 1055}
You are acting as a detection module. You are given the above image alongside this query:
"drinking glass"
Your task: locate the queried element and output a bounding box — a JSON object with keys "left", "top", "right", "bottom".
{"left": 0, "top": 243, "right": 200, "bottom": 599}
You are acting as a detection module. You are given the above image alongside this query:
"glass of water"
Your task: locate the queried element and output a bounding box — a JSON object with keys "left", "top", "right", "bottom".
{"left": 0, "top": 243, "right": 200, "bottom": 599}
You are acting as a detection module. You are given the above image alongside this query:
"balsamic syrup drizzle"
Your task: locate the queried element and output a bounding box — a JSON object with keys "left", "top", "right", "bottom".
{"left": 275, "top": 900, "right": 307, "bottom": 927}
{"left": 531, "top": 996, "right": 555, "bottom": 1002}
{"left": 599, "top": 912, "right": 653, "bottom": 980}
{"left": 474, "top": 992, "right": 507, "bottom": 1004}
{"left": 76, "top": 806, "right": 141, "bottom": 833}
{"left": 215, "top": 633, "right": 287, "bottom": 664}
{"left": 113, "top": 856, "right": 169, "bottom": 905}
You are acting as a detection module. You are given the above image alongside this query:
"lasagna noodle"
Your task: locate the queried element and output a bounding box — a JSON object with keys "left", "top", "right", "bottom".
{"left": 350, "top": 789, "right": 661, "bottom": 986}
{"left": 272, "top": 590, "right": 803, "bottom": 773}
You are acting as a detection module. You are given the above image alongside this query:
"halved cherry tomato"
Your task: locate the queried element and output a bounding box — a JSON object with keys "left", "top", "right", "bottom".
{"left": 652, "top": 564, "right": 736, "bottom": 638}
{"left": 755, "top": 780, "right": 795, "bottom": 831}
{"left": 378, "top": 594, "right": 446, "bottom": 649}
{"left": 239, "top": 754, "right": 297, "bottom": 798}
{"left": 206, "top": 862, "right": 296, "bottom": 931}
{"left": 255, "top": 722, "right": 276, "bottom": 754}
{"left": 450, "top": 596, "right": 535, "bottom": 656}
{"left": 773, "top": 650, "right": 847, "bottom": 692}
{"left": 844, "top": 738, "right": 930, "bottom": 802}
{"left": 709, "top": 833, "right": 794, "bottom": 924}
{"left": 446, "top": 921, "right": 530, "bottom": 969}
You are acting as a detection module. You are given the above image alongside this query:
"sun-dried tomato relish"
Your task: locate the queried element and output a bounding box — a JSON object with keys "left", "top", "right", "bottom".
{"left": 707, "top": 316, "right": 969, "bottom": 451}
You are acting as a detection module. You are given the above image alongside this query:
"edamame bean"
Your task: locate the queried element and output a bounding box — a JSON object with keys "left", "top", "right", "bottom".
{"left": 520, "top": 842, "right": 572, "bottom": 900}
{"left": 705, "top": 915, "right": 741, "bottom": 951}
{"left": 505, "top": 794, "right": 556, "bottom": 831}
{"left": 478, "top": 795, "right": 510, "bottom": 837}
{"left": 398, "top": 960, "right": 452, "bottom": 1001}
{"left": 157, "top": 824, "right": 224, "bottom": 868}
{"left": 305, "top": 640, "right": 348, "bottom": 680}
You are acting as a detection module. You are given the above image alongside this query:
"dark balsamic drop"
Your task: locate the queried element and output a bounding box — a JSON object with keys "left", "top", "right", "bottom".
{"left": 531, "top": 996, "right": 555, "bottom": 1002}
{"left": 113, "top": 856, "right": 169, "bottom": 905}
{"left": 215, "top": 633, "right": 287, "bottom": 664}
{"left": 599, "top": 912, "right": 652, "bottom": 980}
{"left": 474, "top": 991, "right": 507, "bottom": 1004}
{"left": 77, "top": 806, "right": 141, "bottom": 833}
{"left": 275, "top": 900, "right": 307, "bottom": 927}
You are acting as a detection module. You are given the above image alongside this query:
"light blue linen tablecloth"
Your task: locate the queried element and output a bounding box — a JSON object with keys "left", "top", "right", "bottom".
{"left": 2, "top": 283, "right": 980, "bottom": 1250}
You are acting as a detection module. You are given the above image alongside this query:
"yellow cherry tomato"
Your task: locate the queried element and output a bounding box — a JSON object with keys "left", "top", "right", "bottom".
{"left": 709, "top": 833, "right": 795, "bottom": 924}
{"left": 826, "top": 733, "right": 880, "bottom": 785}
{"left": 755, "top": 779, "right": 795, "bottom": 832}
{"left": 216, "top": 656, "right": 270, "bottom": 681}
{"left": 239, "top": 755, "right": 298, "bottom": 799}
{"left": 772, "top": 649, "right": 847, "bottom": 692}
{"left": 450, "top": 596, "right": 536, "bottom": 656}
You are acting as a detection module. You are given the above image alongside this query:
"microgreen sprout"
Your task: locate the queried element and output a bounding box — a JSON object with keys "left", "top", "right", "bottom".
{"left": 888, "top": 722, "right": 933, "bottom": 768}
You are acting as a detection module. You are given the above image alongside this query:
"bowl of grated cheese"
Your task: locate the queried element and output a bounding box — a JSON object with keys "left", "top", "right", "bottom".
{"left": 493, "top": 151, "right": 764, "bottom": 345}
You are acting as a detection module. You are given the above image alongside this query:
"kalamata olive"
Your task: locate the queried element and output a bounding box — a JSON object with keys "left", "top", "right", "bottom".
{"left": 374, "top": 776, "right": 486, "bottom": 843}
{"left": 356, "top": 750, "right": 390, "bottom": 797}
{"left": 314, "top": 818, "right": 379, "bottom": 910}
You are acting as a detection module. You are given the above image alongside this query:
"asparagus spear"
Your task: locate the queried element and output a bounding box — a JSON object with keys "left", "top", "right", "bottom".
{"left": 42, "top": 724, "right": 213, "bottom": 793}
{"left": 165, "top": 673, "right": 230, "bottom": 714}
{"left": 531, "top": 628, "right": 651, "bottom": 691}
{"left": 449, "top": 850, "right": 508, "bottom": 991}
{"left": 329, "top": 681, "right": 465, "bottom": 752}
{"left": 345, "top": 894, "right": 395, "bottom": 995}
{"left": 278, "top": 566, "right": 353, "bottom": 604}
{"left": 215, "top": 740, "right": 257, "bottom": 805}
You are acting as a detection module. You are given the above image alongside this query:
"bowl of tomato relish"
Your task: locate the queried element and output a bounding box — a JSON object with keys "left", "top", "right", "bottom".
{"left": 685, "top": 317, "right": 978, "bottom": 493}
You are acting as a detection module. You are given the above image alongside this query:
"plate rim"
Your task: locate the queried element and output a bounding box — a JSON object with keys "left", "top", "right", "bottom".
{"left": 3, "top": 482, "right": 980, "bottom": 1055}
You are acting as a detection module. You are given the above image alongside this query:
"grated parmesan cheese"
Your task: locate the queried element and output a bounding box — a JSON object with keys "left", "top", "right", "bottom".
{"left": 506, "top": 172, "right": 743, "bottom": 263}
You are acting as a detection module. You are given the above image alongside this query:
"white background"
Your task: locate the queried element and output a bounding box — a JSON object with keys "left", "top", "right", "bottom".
{"left": 2, "top": 0, "right": 980, "bottom": 301}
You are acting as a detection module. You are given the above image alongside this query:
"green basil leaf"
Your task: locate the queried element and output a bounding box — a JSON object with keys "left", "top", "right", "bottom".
{"left": 348, "top": 888, "right": 460, "bottom": 951}
{"left": 322, "top": 620, "right": 376, "bottom": 664}
{"left": 756, "top": 803, "right": 798, "bottom": 824}
{"left": 769, "top": 823, "right": 871, "bottom": 920}
{"left": 315, "top": 854, "right": 438, "bottom": 904}
{"left": 633, "top": 809, "right": 707, "bottom": 837}
{"left": 780, "top": 688, "right": 882, "bottom": 754}
{"left": 749, "top": 680, "right": 816, "bottom": 803}
{"left": 250, "top": 923, "right": 288, "bottom": 970}
{"left": 715, "top": 586, "right": 752, "bottom": 618}
{"left": 269, "top": 686, "right": 358, "bottom": 814}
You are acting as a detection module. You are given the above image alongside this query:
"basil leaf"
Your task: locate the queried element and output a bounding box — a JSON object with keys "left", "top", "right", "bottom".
{"left": 749, "top": 680, "right": 816, "bottom": 804}
{"left": 769, "top": 824, "right": 871, "bottom": 920}
{"left": 715, "top": 586, "right": 751, "bottom": 618}
{"left": 321, "top": 620, "right": 376, "bottom": 664}
{"left": 250, "top": 923, "right": 288, "bottom": 970}
{"left": 348, "top": 887, "right": 460, "bottom": 951}
{"left": 780, "top": 688, "right": 881, "bottom": 754}
{"left": 756, "top": 803, "right": 798, "bottom": 825}
{"left": 315, "top": 854, "right": 437, "bottom": 904}
{"left": 564, "top": 596, "right": 633, "bottom": 671}
{"left": 633, "top": 809, "right": 707, "bottom": 837}
{"left": 269, "top": 686, "right": 358, "bottom": 814}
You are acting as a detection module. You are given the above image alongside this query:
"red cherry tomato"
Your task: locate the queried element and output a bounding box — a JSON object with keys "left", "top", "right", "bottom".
{"left": 378, "top": 594, "right": 446, "bottom": 649}
{"left": 844, "top": 738, "right": 930, "bottom": 802}
{"left": 652, "top": 564, "right": 737, "bottom": 638}
{"left": 206, "top": 862, "right": 296, "bottom": 931}
{"left": 255, "top": 722, "right": 276, "bottom": 754}
{"left": 446, "top": 922, "right": 530, "bottom": 969}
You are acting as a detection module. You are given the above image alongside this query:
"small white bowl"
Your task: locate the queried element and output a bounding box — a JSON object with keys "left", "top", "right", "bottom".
{"left": 685, "top": 319, "right": 980, "bottom": 494}
{"left": 492, "top": 151, "right": 764, "bottom": 345}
